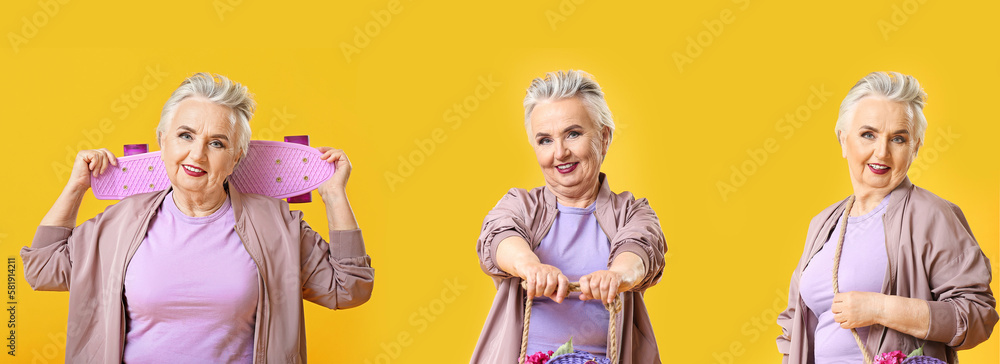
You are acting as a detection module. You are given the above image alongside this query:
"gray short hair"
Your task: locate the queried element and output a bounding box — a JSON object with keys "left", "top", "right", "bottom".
{"left": 835, "top": 71, "right": 927, "bottom": 145}
{"left": 157, "top": 72, "right": 256, "bottom": 160}
{"left": 523, "top": 70, "right": 615, "bottom": 144}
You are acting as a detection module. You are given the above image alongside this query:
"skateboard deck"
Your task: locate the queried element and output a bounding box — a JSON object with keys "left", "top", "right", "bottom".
{"left": 91, "top": 140, "right": 335, "bottom": 200}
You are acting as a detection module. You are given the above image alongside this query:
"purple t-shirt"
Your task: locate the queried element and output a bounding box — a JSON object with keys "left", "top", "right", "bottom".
{"left": 526, "top": 202, "right": 611, "bottom": 357}
{"left": 800, "top": 193, "right": 890, "bottom": 363}
{"left": 123, "top": 191, "right": 259, "bottom": 363}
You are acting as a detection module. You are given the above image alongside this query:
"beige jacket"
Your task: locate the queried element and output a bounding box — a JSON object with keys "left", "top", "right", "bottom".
{"left": 777, "top": 178, "right": 998, "bottom": 363}
{"left": 472, "top": 174, "right": 667, "bottom": 363}
{"left": 21, "top": 187, "right": 375, "bottom": 363}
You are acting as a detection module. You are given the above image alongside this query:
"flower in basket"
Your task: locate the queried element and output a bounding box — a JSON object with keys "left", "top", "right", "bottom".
{"left": 524, "top": 350, "right": 554, "bottom": 364}
{"left": 875, "top": 346, "right": 946, "bottom": 364}
{"left": 524, "top": 336, "right": 573, "bottom": 364}
{"left": 523, "top": 337, "right": 605, "bottom": 364}
{"left": 875, "top": 351, "right": 907, "bottom": 364}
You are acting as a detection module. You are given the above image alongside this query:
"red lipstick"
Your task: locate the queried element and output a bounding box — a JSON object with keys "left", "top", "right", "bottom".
{"left": 556, "top": 162, "right": 578, "bottom": 174}
{"left": 182, "top": 164, "right": 207, "bottom": 177}
{"left": 867, "top": 163, "right": 889, "bottom": 175}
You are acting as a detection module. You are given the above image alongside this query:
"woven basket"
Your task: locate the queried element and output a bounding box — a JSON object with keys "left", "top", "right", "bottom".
{"left": 546, "top": 350, "right": 609, "bottom": 364}
{"left": 518, "top": 281, "right": 623, "bottom": 364}
{"left": 901, "top": 356, "right": 947, "bottom": 364}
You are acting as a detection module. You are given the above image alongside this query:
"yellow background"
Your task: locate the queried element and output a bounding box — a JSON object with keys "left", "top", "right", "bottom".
{"left": 1, "top": 0, "right": 997, "bottom": 363}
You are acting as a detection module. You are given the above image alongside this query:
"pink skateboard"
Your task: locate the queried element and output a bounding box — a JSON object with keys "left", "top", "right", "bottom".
{"left": 90, "top": 136, "right": 334, "bottom": 203}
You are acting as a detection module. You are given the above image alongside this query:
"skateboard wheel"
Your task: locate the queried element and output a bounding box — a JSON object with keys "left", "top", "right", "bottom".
{"left": 286, "top": 193, "right": 312, "bottom": 204}
{"left": 124, "top": 144, "right": 148, "bottom": 156}
{"left": 284, "top": 135, "right": 312, "bottom": 204}
{"left": 284, "top": 135, "right": 309, "bottom": 145}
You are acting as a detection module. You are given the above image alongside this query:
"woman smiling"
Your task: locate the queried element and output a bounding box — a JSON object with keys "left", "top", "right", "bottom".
{"left": 777, "top": 71, "right": 997, "bottom": 363}
{"left": 472, "top": 70, "right": 667, "bottom": 363}
{"left": 22, "top": 73, "right": 374, "bottom": 363}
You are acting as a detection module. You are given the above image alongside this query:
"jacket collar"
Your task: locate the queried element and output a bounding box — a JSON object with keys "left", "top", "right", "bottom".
{"left": 540, "top": 172, "right": 612, "bottom": 210}
{"left": 806, "top": 177, "right": 915, "bottom": 267}
{"left": 885, "top": 176, "right": 913, "bottom": 215}
{"left": 227, "top": 182, "right": 246, "bottom": 223}
{"left": 828, "top": 176, "right": 914, "bottom": 219}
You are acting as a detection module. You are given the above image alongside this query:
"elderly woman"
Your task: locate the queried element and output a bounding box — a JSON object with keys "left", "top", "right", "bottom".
{"left": 777, "top": 71, "right": 998, "bottom": 363}
{"left": 472, "top": 70, "right": 666, "bottom": 363}
{"left": 21, "top": 73, "right": 374, "bottom": 363}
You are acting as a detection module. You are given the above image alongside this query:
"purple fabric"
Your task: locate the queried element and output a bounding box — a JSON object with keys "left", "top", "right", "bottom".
{"left": 123, "top": 191, "right": 259, "bottom": 364}
{"left": 800, "top": 193, "right": 890, "bottom": 363}
{"left": 526, "top": 202, "right": 610, "bottom": 357}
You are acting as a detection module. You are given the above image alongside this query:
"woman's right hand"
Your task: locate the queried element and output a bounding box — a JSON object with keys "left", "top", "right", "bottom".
{"left": 515, "top": 261, "right": 570, "bottom": 303}
{"left": 67, "top": 149, "right": 117, "bottom": 192}
{"left": 41, "top": 149, "right": 118, "bottom": 228}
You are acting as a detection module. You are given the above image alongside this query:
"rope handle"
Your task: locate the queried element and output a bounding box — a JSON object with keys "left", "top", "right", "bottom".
{"left": 832, "top": 196, "right": 874, "bottom": 364}
{"left": 518, "top": 280, "right": 623, "bottom": 364}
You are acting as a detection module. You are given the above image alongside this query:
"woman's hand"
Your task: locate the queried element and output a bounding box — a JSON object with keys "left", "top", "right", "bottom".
{"left": 40, "top": 149, "right": 117, "bottom": 228}
{"left": 580, "top": 252, "right": 645, "bottom": 304}
{"left": 580, "top": 270, "right": 635, "bottom": 305}
{"left": 516, "top": 261, "right": 570, "bottom": 303}
{"left": 67, "top": 148, "right": 118, "bottom": 192}
{"left": 832, "top": 291, "right": 930, "bottom": 337}
{"left": 315, "top": 147, "right": 359, "bottom": 231}
{"left": 316, "top": 147, "right": 351, "bottom": 197}
{"left": 495, "top": 237, "right": 569, "bottom": 302}
{"left": 832, "top": 291, "right": 885, "bottom": 329}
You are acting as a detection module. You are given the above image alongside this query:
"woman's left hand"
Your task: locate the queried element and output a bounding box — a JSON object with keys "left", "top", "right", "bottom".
{"left": 315, "top": 147, "right": 359, "bottom": 231}
{"left": 579, "top": 270, "right": 635, "bottom": 305}
{"left": 832, "top": 291, "right": 885, "bottom": 329}
{"left": 317, "top": 147, "right": 351, "bottom": 197}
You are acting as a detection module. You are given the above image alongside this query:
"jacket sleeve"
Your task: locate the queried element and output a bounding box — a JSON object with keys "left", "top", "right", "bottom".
{"left": 21, "top": 217, "right": 105, "bottom": 292}
{"left": 776, "top": 260, "right": 804, "bottom": 363}
{"left": 20, "top": 209, "right": 107, "bottom": 291}
{"left": 476, "top": 189, "right": 531, "bottom": 280}
{"left": 776, "top": 210, "right": 829, "bottom": 364}
{"left": 20, "top": 226, "right": 76, "bottom": 291}
{"left": 921, "top": 203, "right": 998, "bottom": 349}
{"left": 298, "top": 211, "right": 375, "bottom": 310}
{"left": 608, "top": 196, "right": 666, "bottom": 291}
